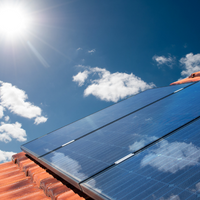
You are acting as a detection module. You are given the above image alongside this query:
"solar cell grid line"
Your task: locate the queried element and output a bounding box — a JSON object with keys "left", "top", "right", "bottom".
{"left": 21, "top": 83, "right": 192, "bottom": 158}
{"left": 39, "top": 82, "right": 200, "bottom": 188}
{"left": 81, "top": 117, "right": 200, "bottom": 200}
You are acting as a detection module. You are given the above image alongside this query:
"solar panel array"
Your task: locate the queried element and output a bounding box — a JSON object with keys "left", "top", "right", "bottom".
{"left": 21, "top": 81, "right": 200, "bottom": 200}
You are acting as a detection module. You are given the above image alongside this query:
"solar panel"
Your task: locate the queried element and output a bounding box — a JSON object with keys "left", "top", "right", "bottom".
{"left": 82, "top": 117, "right": 200, "bottom": 200}
{"left": 21, "top": 83, "right": 191, "bottom": 157}
{"left": 37, "top": 81, "right": 200, "bottom": 188}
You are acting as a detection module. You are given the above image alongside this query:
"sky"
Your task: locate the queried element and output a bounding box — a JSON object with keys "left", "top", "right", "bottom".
{"left": 1, "top": 0, "right": 200, "bottom": 163}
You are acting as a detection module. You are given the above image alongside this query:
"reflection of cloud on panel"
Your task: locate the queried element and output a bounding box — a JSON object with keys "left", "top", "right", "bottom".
{"left": 141, "top": 140, "right": 200, "bottom": 173}
{"left": 129, "top": 135, "right": 158, "bottom": 152}
{"left": 159, "top": 194, "right": 180, "bottom": 200}
{"left": 50, "top": 152, "right": 97, "bottom": 188}
{"left": 145, "top": 117, "right": 153, "bottom": 121}
{"left": 50, "top": 152, "right": 87, "bottom": 181}
{"left": 195, "top": 182, "right": 200, "bottom": 193}
{"left": 189, "top": 181, "right": 200, "bottom": 194}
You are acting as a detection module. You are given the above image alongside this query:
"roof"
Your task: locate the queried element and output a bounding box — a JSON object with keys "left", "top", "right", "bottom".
{"left": 170, "top": 71, "right": 200, "bottom": 85}
{"left": 0, "top": 152, "right": 91, "bottom": 200}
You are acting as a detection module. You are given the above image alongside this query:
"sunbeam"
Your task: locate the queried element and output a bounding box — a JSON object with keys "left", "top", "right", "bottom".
{"left": 27, "top": 41, "right": 50, "bottom": 68}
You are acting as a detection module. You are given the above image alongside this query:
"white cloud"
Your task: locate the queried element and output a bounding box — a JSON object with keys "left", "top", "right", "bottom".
{"left": 0, "top": 150, "right": 16, "bottom": 163}
{"left": 76, "top": 47, "right": 82, "bottom": 51}
{"left": 0, "top": 105, "right": 4, "bottom": 119}
{"left": 0, "top": 81, "right": 47, "bottom": 124}
{"left": 34, "top": 116, "right": 48, "bottom": 125}
{"left": 179, "top": 53, "right": 200, "bottom": 77}
{"left": 72, "top": 70, "right": 90, "bottom": 86}
{"left": 0, "top": 122, "right": 26, "bottom": 143}
{"left": 153, "top": 55, "right": 175, "bottom": 68}
{"left": 4, "top": 116, "right": 9, "bottom": 122}
{"left": 73, "top": 66, "right": 155, "bottom": 102}
{"left": 88, "top": 49, "right": 96, "bottom": 54}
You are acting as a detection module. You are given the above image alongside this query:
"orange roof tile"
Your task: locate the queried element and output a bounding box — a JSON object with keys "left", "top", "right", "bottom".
{"left": 0, "top": 152, "right": 92, "bottom": 200}
{"left": 170, "top": 71, "right": 200, "bottom": 85}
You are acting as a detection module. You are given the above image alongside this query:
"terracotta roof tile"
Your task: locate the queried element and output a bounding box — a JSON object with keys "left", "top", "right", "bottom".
{"left": 40, "top": 177, "right": 61, "bottom": 193}
{"left": 12, "top": 152, "right": 26, "bottom": 163}
{"left": 49, "top": 185, "right": 71, "bottom": 200}
{"left": 0, "top": 152, "right": 91, "bottom": 200}
{"left": 56, "top": 191, "right": 76, "bottom": 200}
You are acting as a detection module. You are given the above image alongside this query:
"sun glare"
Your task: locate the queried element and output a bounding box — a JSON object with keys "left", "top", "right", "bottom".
{"left": 0, "top": 4, "right": 30, "bottom": 39}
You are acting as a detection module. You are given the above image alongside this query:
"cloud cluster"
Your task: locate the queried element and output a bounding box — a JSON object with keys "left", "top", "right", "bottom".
{"left": 0, "top": 81, "right": 47, "bottom": 143}
{"left": 73, "top": 66, "right": 155, "bottom": 102}
{"left": 152, "top": 55, "right": 175, "bottom": 68}
{"left": 0, "top": 122, "right": 27, "bottom": 143}
{"left": 0, "top": 81, "right": 47, "bottom": 124}
{"left": 180, "top": 53, "right": 200, "bottom": 77}
{"left": 0, "top": 150, "right": 16, "bottom": 163}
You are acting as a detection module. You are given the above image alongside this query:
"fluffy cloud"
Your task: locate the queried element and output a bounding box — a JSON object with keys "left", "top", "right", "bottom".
{"left": 153, "top": 55, "right": 175, "bottom": 68}
{"left": 0, "top": 81, "right": 47, "bottom": 124}
{"left": 4, "top": 116, "right": 9, "bottom": 122}
{"left": 0, "top": 122, "right": 26, "bottom": 143}
{"left": 88, "top": 49, "right": 96, "bottom": 54}
{"left": 0, "top": 150, "right": 16, "bottom": 163}
{"left": 73, "top": 66, "right": 155, "bottom": 102}
{"left": 34, "top": 116, "right": 48, "bottom": 125}
{"left": 0, "top": 105, "right": 4, "bottom": 119}
{"left": 72, "top": 70, "right": 90, "bottom": 86}
{"left": 180, "top": 53, "right": 200, "bottom": 77}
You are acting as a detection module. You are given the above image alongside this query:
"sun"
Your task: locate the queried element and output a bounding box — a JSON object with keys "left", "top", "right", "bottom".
{"left": 0, "top": 4, "right": 30, "bottom": 39}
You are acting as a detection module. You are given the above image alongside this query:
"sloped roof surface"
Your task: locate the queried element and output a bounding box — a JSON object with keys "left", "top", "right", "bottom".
{"left": 0, "top": 152, "right": 91, "bottom": 200}
{"left": 170, "top": 71, "right": 200, "bottom": 85}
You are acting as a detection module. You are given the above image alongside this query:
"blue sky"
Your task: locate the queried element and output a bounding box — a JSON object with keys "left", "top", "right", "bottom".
{"left": 0, "top": 0, "right": 200, "bottom": 162}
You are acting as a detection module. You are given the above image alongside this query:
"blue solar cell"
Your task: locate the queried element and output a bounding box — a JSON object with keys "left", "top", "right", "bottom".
{"left": 21, "top": 83, "right": 191, "bottom": 157}
{"left": 40, "top": 82, "right": 200, "bottom": 186}
{"left": 82, "top": 118, "right": 200, "bottom": 200}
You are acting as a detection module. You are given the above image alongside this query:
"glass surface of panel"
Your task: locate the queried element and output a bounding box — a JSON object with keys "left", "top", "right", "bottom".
{"left": 41, "top": 82, "right": 200, "bottom": 184}
{"left": 22, "top": 83, "right": 191, "bottom": 157}
{"left": 82, "top": 118, "right": 200, "bottom": 200}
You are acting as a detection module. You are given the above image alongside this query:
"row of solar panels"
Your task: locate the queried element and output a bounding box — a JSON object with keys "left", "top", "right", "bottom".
{"left": 21, "top": 81, "right": 200, "bottom": 199}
